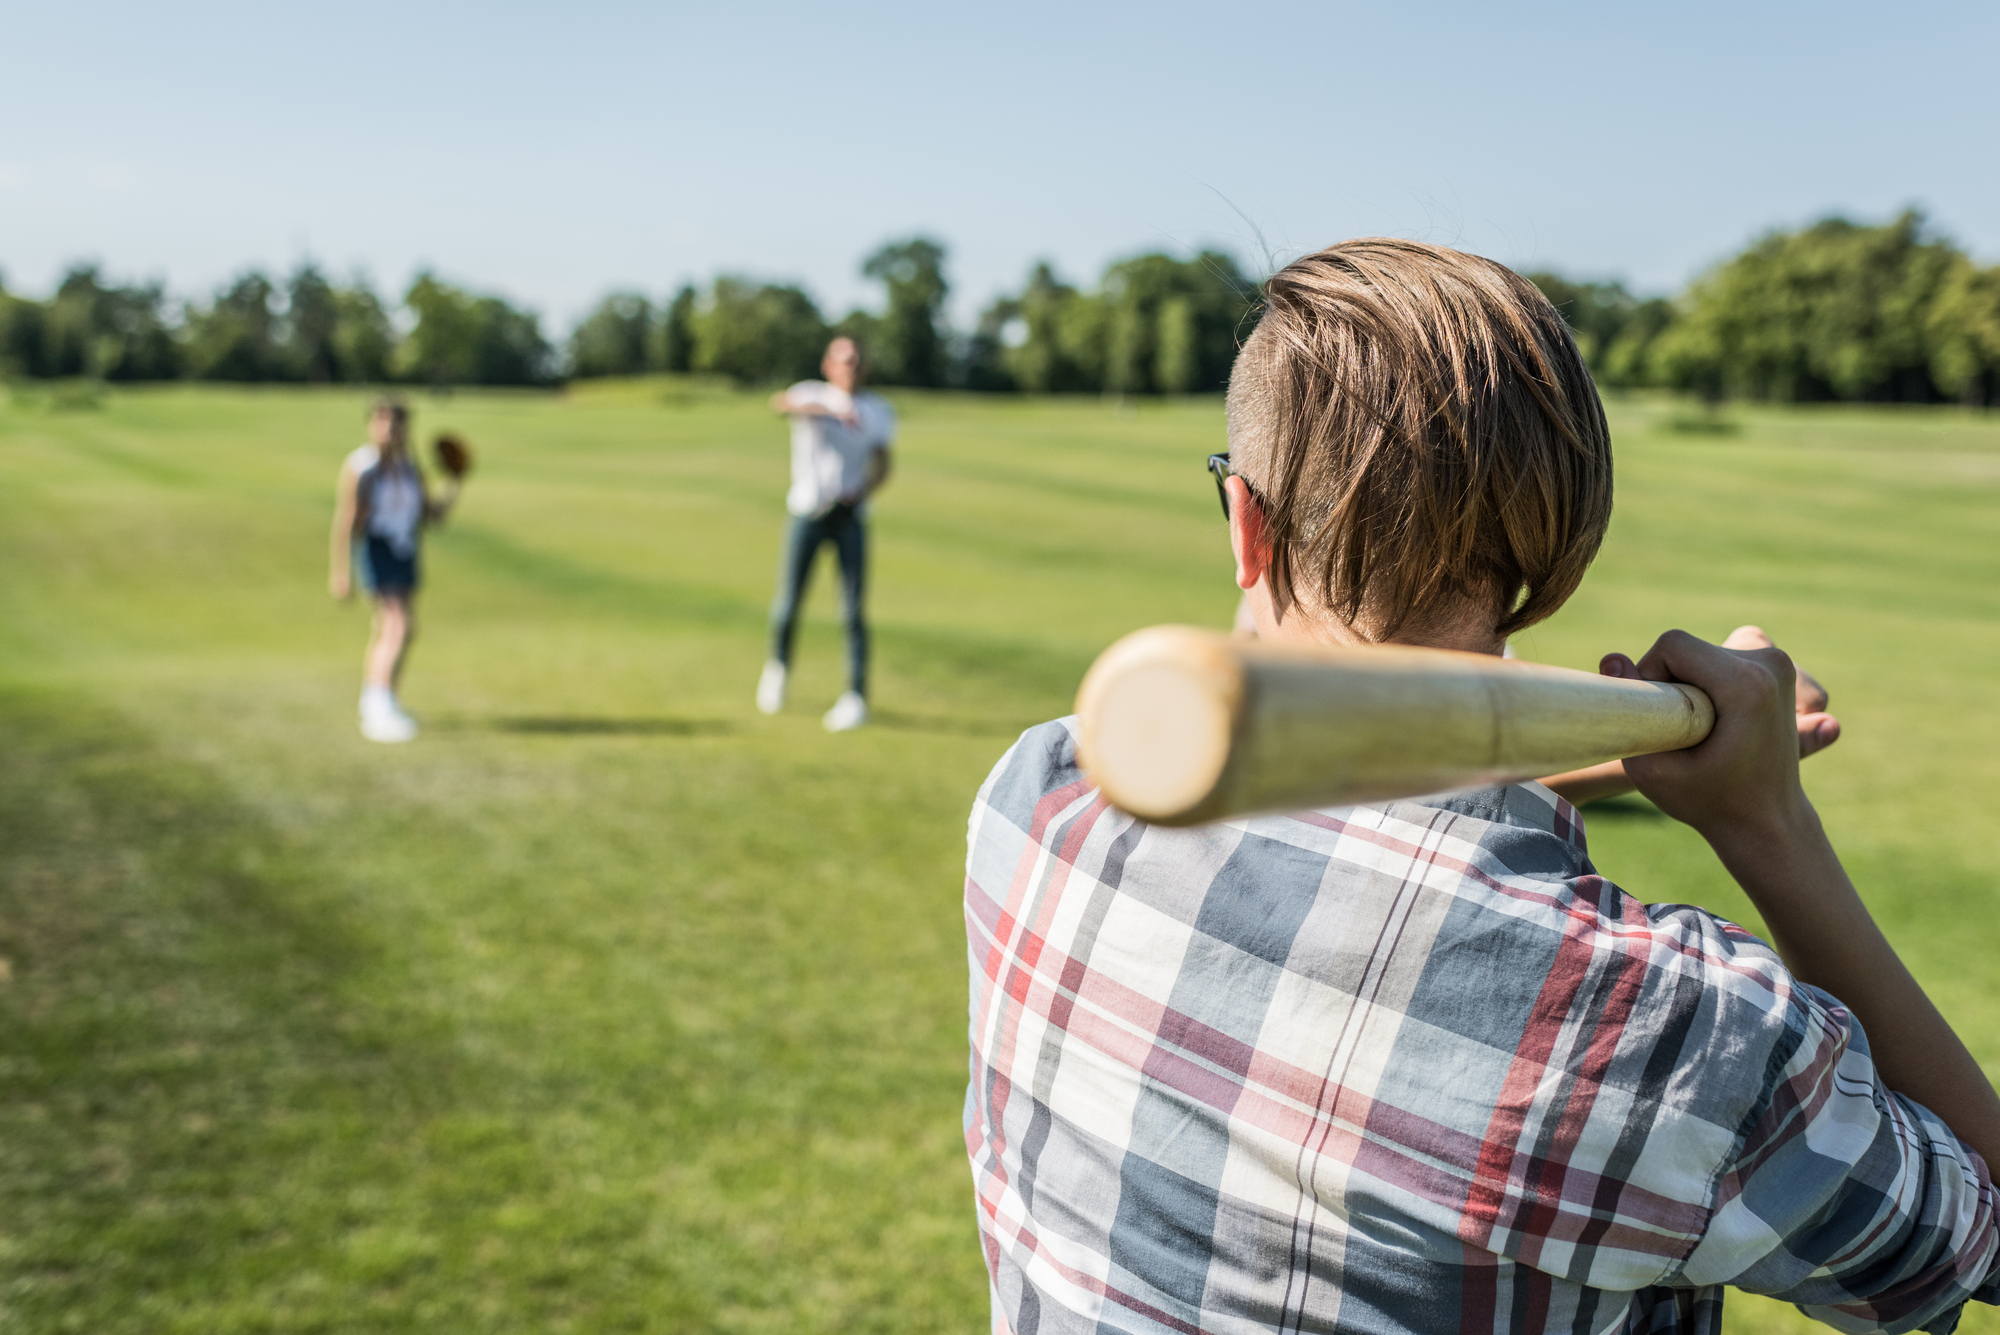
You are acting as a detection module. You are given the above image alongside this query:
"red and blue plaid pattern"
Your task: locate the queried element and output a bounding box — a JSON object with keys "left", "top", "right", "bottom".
{"left": 966, "top": 720, "right": 2000, "bottom": 1335}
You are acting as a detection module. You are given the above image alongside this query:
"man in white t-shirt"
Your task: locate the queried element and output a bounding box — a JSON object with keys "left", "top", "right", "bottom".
{"left": 756, "top": 336, "right": 896, "bottom": 731}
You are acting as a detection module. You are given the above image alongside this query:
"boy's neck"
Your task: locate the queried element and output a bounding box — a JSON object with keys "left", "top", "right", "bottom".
{"left": 1243, "top": 581, "right": 1506, "bottom": 657}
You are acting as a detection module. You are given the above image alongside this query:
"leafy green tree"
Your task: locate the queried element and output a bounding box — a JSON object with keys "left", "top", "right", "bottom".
{"left": 184, "top": 272, "right": 284, "bottom": 381}
{"left": 569, "top": 292, "right": 656, "bottom": 378}
{"left": 1154, "top": 297, "right": 1199, "bottom": 394}
{"left": 859, "top": 237, "right": 949, "bottom": 386}
{"left": 464, "top": 296, "right": 554, "bottom": 385}
{"left": 1927, "top": 258, "right": 2000, "bottom": 406}
{"left": 832, "top": 307, "right": 883, "bottom": 370}
{"left": 41, "top": 266, "right": 181, "bottom": 381}
{"left": 42, "top": 268, "right": 105, "bottom": 377}
{"left": 331, "top": 283, "right": 395, "bottom": 384}
{"left": 1005, "top": 263, "right": 1100, "bottom": 393}
{"left": 654, "top": 285, "right": 697, "bottom": 373}
{"left": 1597, "top": 298, "right": 1675, "bottom": 388}
{"left": 1524, "top": 273, "right": 1675, "bottom": 389}
{"left": 397, "top": 273, "right": 478, "bottom": 384}
{"left": 1103, "top": 289, "right": 1149, "bottom": 395}
{"left": 690, "top": 278, "right": 828, "bottom": 385}
{"left": 1654, "top": 212, "right": 1960, "bottom": 402}
{"left": 1524, "top": 274, "right": 1633, "bottom": 365}
{"left": 283, "top": 265, "right": 340, "bottom": 382}
{"left": 1096, "top": 250, "right": 1251, "bottom": 395}
{"left": 396, "top": 272, "right": 554, "bottom": 386}
{"left": 961, "top": 295, "right": 1021, "bottom": 391}
{"left": 0, "top": 276, "right": 47, "bottom": 378}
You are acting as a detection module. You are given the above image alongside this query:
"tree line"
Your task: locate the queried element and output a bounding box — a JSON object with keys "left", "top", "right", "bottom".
{"left": 569, "top": 238, "right": 1257, "bottom": 394}
{"left": 0, "top": 237, "right": 1255, "bottom": 396}
{"left": 1528, "top": 211, "right": 2000, "bottom": 406}
{"left": 4, "top": 212, "right": 1998, "bottom": 403}
{"left": 0, "top": 265, "right": 556, "bottom": 388}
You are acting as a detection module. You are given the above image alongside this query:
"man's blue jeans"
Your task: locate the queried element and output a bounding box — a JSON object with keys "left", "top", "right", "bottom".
{"left": 769, "top": 502, "right": 867, "bottom": 697}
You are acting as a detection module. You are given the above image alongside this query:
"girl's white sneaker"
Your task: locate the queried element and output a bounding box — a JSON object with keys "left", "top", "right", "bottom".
{"left": 756, "top": 661, "right": 787, "bottom": 715}
{"left": 359, "top": 689, "right": 418, "bottom": 743}
{"left": 822, "top": 691, "right": 868, "bottom": 732}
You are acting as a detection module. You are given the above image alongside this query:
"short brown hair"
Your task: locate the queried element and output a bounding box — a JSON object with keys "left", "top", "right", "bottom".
{"left": 1227, "top": 239, "right": 1611, "bottom": 639}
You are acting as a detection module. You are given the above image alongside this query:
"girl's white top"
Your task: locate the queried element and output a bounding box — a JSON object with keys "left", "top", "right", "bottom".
{"left": 346, "top": 445, "right": 425, "bottom": 557}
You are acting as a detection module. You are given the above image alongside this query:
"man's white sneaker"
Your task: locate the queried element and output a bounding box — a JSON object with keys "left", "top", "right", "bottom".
{"left": 756, "top": 660, "right": 788, "bottom": 715}
{"left": 359, "top": 690, "right": 418, "bottom": 743}
{"left": 823, "top": 691, "right": 868, "bottom": 732}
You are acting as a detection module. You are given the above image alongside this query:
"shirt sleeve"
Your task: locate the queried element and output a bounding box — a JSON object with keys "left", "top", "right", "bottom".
{"left": 1680, "top": 984, "right": 2000, "bottom": 1334}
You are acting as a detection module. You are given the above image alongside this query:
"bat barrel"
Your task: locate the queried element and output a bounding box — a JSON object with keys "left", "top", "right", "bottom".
{"left": 1074, "top": 626, "right": 1713, "bottom": 826}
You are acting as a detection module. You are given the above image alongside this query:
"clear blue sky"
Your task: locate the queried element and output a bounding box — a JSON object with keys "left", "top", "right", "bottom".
{"left": 2, "top": 0, "right": 1994, "bottom": 332}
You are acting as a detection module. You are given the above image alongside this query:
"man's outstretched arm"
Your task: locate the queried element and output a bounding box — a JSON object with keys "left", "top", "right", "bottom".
{"left": 769, "top": 389, "right": 857, "bottom": 424}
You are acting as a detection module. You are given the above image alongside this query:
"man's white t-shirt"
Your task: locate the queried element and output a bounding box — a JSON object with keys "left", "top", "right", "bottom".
{"left": 783, "top": 382, "right": 896, "bottom": 518}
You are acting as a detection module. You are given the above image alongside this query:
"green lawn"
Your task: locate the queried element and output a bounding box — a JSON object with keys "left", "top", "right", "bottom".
{"left": 0, "top": 381, "right": 1995, "bottom": 1333}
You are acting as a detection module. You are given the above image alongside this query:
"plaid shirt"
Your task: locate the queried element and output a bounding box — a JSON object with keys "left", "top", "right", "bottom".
{"left": 965, "top": 719, "right": 2000, "bottom": 1335}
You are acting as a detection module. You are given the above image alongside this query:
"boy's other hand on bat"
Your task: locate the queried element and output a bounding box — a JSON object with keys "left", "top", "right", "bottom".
{"left": 1722, "top": 625, "right": 1839, "bottom": 758}
{"left": 1604, "top": 627, "right": 1839, "bottom": 839}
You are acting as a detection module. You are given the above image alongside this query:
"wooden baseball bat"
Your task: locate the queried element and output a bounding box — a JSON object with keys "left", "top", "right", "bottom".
{"left": 1074, "top": 626, "right": 1714, "bottom": 825}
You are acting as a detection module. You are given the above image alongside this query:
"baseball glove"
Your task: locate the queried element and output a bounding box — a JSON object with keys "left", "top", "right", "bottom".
{"left": 433, "top": 433, "right": 473, "bottom": 479}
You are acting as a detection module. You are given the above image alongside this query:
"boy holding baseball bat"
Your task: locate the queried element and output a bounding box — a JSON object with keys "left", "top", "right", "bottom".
{"left": 965, "top": 240, "right": 1998, "bottom": 1334}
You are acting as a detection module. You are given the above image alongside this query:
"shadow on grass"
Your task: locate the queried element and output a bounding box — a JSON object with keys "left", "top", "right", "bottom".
{"left": 1660, "top": 411, "right": 1741, "bottom": 436}
{"left": 10, "top": 379, "right": 106, "bottom": 412}
{"left": 0, "top": 685, "right": 470, "bottom": 1324}
{"left": 867, "top": 708, "right": 1038, "bottom": 739}
{"left": 1581, "top": 795, "right": 1668, "bottom": 821}
{"left": 875, "top": 621, "right": 1095, "bottom": 708}
{"left": 488, "top": 716, "right": 735, "bottom": 737}
{"left": 446, "top": 524, "right": 762, "bottom": 628}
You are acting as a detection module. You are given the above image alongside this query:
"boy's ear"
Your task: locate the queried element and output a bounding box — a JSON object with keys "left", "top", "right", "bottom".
{"left": 1227, "top": 477, "right": 1270, "bottom": 592}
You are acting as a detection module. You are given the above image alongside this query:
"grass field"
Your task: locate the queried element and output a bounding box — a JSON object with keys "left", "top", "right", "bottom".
{"left": 1, "top": 379, "right": 1996, "bottom": 1333}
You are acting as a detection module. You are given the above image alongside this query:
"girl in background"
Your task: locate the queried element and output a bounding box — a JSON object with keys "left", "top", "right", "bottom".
{"left": 329, "top": 399, "right": 463, "bottom": 742}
